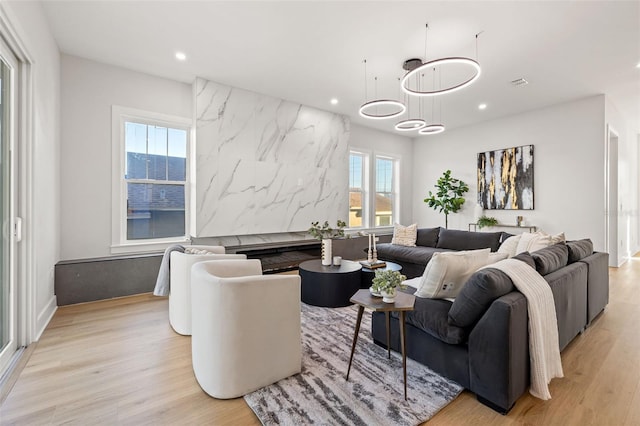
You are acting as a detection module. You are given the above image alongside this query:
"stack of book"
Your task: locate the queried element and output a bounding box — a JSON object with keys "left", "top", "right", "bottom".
{"left": 359, "top": 260, "right": 387, "bottom": 269}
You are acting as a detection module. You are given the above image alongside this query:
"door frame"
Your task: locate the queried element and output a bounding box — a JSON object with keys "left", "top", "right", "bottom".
{"left": 604, "top": 124, "right": 619, "bottom": 267}
{"left": 0, "top": 4, "right": 36, "bottom": 357}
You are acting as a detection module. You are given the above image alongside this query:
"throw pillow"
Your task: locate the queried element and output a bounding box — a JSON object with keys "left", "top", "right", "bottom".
{"left": 515, "top": 231, "right": 551, "bottom": 254}
{"left": 448, "top": 252, "right": 534, "bottom": 328}
{"left": 415, "top": 248, "right": 491, "bottom": 299}
{"left": 530, "top": 243, "right": 569, "bottom": 275}
{"left": 415, "top": 227, "right": 440, "bottom": 247}
{"left": 566, "top": 239, "right": 593, "bottom": 263}
{"left": 391, "top": 223, "right": 418, "bottom": 247}
{"left": 497, "top": 234, "right": 522, "bottom": 257}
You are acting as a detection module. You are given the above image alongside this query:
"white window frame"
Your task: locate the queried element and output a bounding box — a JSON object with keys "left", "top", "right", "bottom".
{"left": 373, "top": 153, "right": 399, "bottom": 228}
{"left": 348, "top": 149, "right": 370, "bottom": 229}
{"left": 111, "top": 106, "right": 192, "bottom": 254}
{"left": 347, "top": 149, "right": 401, "bottom": 230}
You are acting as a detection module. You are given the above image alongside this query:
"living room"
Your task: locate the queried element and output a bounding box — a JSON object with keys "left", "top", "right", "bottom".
{"left": 0, "top": 0, "right": 638, "bottom": 424}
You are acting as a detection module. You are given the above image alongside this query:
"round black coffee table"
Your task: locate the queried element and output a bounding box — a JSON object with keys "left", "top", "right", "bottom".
{"left": 299, "top": 259, "right": 362, "bottom": 307}
{"left": 360, "top": 261, "right": 403, "bottom": 289}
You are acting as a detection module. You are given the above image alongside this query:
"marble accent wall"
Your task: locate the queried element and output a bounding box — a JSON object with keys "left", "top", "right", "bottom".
{"left": 195, "top": 78, "right": 350, "bottom": 238}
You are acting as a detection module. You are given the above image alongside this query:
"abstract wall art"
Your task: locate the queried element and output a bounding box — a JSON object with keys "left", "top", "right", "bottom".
{"left": 477, "top": 144, "right": 534, "bottom": 210}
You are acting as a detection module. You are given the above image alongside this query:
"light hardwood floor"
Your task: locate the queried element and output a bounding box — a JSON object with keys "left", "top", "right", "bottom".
{"left": 1, "top": 255, "right": 638, "bottom": 425}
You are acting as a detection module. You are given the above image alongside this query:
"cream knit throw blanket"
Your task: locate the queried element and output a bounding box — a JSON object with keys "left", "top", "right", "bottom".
{"left": 486, "top": 258, "right": 564, "bottom": 400}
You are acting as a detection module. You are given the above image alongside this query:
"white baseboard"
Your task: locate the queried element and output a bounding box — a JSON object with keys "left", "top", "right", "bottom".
{"left": 35, "top": 296, "right": 57, "bottom": 341}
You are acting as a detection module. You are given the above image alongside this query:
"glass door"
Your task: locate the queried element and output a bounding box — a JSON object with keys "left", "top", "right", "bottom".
{"left": 0, "top": 39, "right": 18, "bottom": 375}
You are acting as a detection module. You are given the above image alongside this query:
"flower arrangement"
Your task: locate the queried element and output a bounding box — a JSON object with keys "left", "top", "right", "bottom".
{"left": 308, "top": 220, "right": 346, "bottom": 240}
{"left": 371, "top": 269, "right": 407, "bottom": 294}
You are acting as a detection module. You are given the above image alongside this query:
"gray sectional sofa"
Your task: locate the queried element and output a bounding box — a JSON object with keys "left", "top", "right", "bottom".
{"left": 371, "top": 229, "right": 609, "bottom": 413}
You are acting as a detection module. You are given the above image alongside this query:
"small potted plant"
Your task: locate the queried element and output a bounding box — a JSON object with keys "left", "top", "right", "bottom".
{"left": 371, "top": 269, "right": 407, "bottom": 303}
{"left": 477, "top": 215, "right": 498, "bottom": 229}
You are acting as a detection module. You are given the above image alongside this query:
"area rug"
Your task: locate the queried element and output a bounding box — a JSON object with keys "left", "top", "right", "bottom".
{"left": 244, "top": 303, "right": 463, "bottom": 425}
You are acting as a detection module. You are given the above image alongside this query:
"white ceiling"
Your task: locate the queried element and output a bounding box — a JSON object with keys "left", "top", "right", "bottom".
{"left": 39, "top": 0, "right": 640, "bottom": 135}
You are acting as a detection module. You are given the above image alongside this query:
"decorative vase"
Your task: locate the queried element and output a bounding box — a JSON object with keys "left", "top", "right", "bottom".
{"left": 321, "top": 238, "right": 332, "bottom": 266}
{"left": 381, "top": 287, "right": 396, "bottom": 303}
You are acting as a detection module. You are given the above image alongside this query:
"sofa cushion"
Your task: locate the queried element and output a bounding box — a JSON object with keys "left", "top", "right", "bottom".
{"left": 416, "top": 227, "right": 440, "bottom": 247}
{"left": 391, "top": 223, "right": 417, "bottom": 246}
{"left": 448, "top": 252, "right": 534, "bottom": 328}
{"left": 566, "top": 239, "right": 593, "bottom": 263}
{"left": 436, "top": 228, "right": 502, "bottom": 252}
{"left": 531, "top": 243, "right": 568, "bottom": 275}
{"left": 395, "top": 297, "right": 467, "bottom": 344}
{"left": 415, "top": 248, "right": 491, "bottom": 299}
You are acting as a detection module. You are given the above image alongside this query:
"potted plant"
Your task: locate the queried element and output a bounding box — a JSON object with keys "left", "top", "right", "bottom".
{"left": 371, "top": 269, "right": 407, "bottom": 303}
{"left": 477, "top": 215, "right": 498, "bottom": 229}
{"left": 423, "top": 170, "right": 469, "bottom": 229}
{"left": 308, "top": 220, "right": 346, "bottom": 266}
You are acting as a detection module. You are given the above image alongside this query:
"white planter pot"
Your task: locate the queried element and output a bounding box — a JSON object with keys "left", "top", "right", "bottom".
{"left": 321, "top": 239, "right": 332, "bottom": 266}
{"left": 381, "top": 287, "right": 396, "bottom": 303}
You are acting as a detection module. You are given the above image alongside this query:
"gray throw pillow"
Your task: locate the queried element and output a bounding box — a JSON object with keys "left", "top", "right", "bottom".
{"left": 530, "top": 243, "right": 568, "bottom": 275}
{"left": 447, "top": 252, "right": 533, "bottom": 328}
{"left": 566, "top": 239, "right": 593, "bottom": 263}
{"left": 416, "top": 227, "right": 440, "bottom": 247}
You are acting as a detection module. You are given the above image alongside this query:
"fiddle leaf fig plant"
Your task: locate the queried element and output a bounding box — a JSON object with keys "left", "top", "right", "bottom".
{"left": 423, "top": 170, "right": 469, "bottom": 229}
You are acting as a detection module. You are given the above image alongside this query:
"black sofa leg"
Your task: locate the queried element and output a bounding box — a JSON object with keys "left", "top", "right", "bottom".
{"left": 476, "top": 395, "right": 512, "bottom": 415}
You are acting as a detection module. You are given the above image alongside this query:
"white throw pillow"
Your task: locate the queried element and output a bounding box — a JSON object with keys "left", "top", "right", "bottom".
{"left": 549, "top": 232, "right": 566, "bottom": 245}
{"left": 516, "top": 231, "right": 551, "bottom": 254}
{"left": 515, "top": 231, "right": 565, "bottom": 254}
{"left": 497, "top": 235, "right": 522, "bottom": 258}
{"left": 391, "top": 223, "right": 417, "bottom": 247}
{"left": 415, "top": 248, "right": 491, "bottom": 299}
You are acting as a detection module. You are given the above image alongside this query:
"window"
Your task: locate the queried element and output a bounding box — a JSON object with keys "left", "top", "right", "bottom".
{"left": 375, "top": 156, "right": 396, "bottom": 226}
{"left": 349, "top": 152, "right": 367, "bottom": 228}
{"left": 112, "top": 106, "right": 191, "bottom": 252}
{"left": 348, "top": 150, "right": 399, "bottom": 229}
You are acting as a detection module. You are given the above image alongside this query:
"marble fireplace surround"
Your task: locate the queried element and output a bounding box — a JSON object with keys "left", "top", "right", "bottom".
{"left": 194, "top": 77, "right": 350, "bottom": 247}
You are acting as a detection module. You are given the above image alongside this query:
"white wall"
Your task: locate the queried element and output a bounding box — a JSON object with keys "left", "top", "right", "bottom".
{"left": 413, "top": 96, "right": 608, "bottom": 251}
{"left": 60, "top": 55, "right": 192, "bottom": 260}
{"left": 605, "top": 96, "right": 640, "bottom": 264}
{"left": 1, "top": 1, "right": 60, "bottom": 337}
{"left": 349, "top": 123, "right": 414, "bottom": 228}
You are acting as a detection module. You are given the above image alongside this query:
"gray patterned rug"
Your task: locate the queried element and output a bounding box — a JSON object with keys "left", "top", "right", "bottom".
{"left": 244, "top": 303, "right": 463, "bottom": 425}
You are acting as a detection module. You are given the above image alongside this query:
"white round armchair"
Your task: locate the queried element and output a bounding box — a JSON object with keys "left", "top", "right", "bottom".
{"left": 169, "top": 245, "right": 246, "bottom": 335}
{"left": 190, "top": 259, "right": 302, "bottom": 399}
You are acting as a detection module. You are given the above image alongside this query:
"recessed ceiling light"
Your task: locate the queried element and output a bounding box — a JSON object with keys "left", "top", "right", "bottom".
{"left": 175, "top": 52, "right": 187, "bottom": 61}
{"left": 330, "top": 98, "right": 338, "bottom": 105}
{"left": 636, "top": 62, "right": 640, "bottom": 69}
{"left": 478, "top": 103, "right": 487, "bottom": 110}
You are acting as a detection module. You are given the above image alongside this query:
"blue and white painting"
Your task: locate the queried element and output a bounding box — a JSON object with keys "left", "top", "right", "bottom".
{"left": 477, "top": 145, "right": 534, "bottom": 210}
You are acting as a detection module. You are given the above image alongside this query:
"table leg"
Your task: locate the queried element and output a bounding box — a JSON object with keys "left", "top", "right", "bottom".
{"left": 385, "top": 311, "right": 391, "bottom": 359}
{"left": 346, "top": 305, "right": 365, "bottom": 381}
{"left": 400, "top": 310, "right": 408, "bottom": 400}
